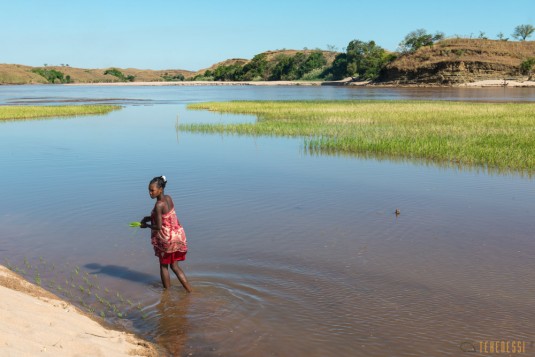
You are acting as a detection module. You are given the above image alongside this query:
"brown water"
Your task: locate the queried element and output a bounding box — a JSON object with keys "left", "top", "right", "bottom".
{"left": 1, "top": 85, "right": 535, "bottom": 356}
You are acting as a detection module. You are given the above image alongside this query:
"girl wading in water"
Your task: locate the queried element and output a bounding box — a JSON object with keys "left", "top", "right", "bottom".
{"left": 141, "top": 176, "right": 192, "bottom": 292}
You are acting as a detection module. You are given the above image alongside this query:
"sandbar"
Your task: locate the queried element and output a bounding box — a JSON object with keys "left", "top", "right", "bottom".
{"left": 0, "top": 265, "right": 158, "bottom": 356}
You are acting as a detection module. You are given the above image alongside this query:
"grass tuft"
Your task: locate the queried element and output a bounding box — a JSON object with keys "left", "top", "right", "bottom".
{"left": 0, "top": 105, "right": 121, "bottom": 121}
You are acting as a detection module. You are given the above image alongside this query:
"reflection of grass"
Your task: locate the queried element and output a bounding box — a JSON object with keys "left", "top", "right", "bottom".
{"left": 0, "top": 105, "right": 121, "bottom": 120}
{"left": 185, "top": 100, "right": 535, "bottom": 174}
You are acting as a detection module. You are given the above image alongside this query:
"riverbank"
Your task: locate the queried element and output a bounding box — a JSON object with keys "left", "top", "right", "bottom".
{"left": 459, "top": 79, "right": 535, "bottom": 87}
{"left": 65, "top": 80, "right": 325, "bottom": 86}
{"left": 62, "top": 79, "right": 535, "bottom": 87}
{"left": 0, "top": 265, "right": 158, "bottom": 356}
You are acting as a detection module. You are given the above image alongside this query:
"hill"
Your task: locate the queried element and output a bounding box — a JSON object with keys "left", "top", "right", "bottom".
{"left": 258, "top": 49, "right": 338, "bottom": 63}
{"left": 0, "top": 64, "right": 48, "bottom": 84}
{"left": 193, "top": 49, "right": 339, "bottom": 79}
{"left": 195, "top": 58, "right": 249, "bottom": 76}
{"left": 0, "top": 64, "right": 195, "bottom": 84}
{"left": 378, "top": 38, "right": 535, "bottom": 85}
{"left": 3, "top": 40, "right": 535, "bottom": 86}
{"left": 0, "top": 49, "right": 337, "bottom": 85}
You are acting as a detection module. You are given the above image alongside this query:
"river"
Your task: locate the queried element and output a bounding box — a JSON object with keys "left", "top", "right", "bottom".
{"left": 1, "top": 84, "right": 534, "bottom": 356}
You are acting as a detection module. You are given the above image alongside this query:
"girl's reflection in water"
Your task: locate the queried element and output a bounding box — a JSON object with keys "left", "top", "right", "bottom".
{"left": 155, "top": 290, "right": 191, "bottom": 356}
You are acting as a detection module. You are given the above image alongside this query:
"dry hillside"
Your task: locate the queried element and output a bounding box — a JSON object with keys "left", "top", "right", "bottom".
{"left": 3, "top": 41, "right": 533, "bottom": 86}
{"left": 0, "top": 64, "right": 48, "bottom": 84}
{"left": 0, "top": 64, "right": 194, "bottom": 84}
{"left": 380, "top": 38, "right": 535, "bottom": 85}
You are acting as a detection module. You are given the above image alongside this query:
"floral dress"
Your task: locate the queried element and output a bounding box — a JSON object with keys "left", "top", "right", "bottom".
{"left": 151, "top": 208, "right": 188, "bottom": 263}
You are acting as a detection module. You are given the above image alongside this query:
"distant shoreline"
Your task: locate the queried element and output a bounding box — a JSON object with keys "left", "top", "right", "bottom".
{"left": 64, "top": 80, "right": 325, "bottom": 86}
{"left": 62, "top": 79, "right": 535, "bottom": 88}
{"left": 2, "top": 79, "right": 535, "bottom": 88}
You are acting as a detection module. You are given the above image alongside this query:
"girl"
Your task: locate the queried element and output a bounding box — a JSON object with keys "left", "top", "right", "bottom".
{"left": 141, "top": 176, "right": 192, "bottom": 292}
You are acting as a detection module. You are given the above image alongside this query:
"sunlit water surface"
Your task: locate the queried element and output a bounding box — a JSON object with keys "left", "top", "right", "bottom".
{"left": 1, "top": 85, "right": 535, "bottom": 356}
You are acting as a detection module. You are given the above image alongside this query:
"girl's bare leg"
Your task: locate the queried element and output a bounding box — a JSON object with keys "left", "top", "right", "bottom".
{"left": 160, "top": 264, "right": 171, "bottom": 289}
{"left": 170, "top": 261, "right": 192, "bottom": 292}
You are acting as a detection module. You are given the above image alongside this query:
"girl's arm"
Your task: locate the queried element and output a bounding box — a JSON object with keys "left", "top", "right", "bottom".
{"left": 145, "top": 203, "right": 163, "bottom": 231}
{"left": 152, "top": 210, "right": 162, "bottom": 231}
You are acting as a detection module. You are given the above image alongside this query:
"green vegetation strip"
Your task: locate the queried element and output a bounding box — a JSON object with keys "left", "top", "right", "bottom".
{"left": 0, "top": 105, "right": 121, "bottom": 120}
{"left": 185, "top": 100, "right": 535, "bottom": 173}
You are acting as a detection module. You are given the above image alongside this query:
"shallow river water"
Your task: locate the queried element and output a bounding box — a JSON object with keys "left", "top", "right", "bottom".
{"left": 1, "top": 85, "right": 535, "bottom": 356}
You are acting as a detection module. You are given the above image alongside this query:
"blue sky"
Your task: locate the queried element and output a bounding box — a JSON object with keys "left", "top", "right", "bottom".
{"left": 2, "top": 0, "right": 534, "bottom": 71}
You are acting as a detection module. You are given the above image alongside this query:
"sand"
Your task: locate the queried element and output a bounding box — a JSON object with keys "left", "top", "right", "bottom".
{"left": 0, "top": 265, "right": 158, "bottom": 357}
{"left": 459, "top": 79, "right": 535, "bottom": 87}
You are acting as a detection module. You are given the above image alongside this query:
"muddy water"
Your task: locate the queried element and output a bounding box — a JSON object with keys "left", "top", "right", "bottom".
{"left": 1, "top": 85, "right": 535, "bottom": 356}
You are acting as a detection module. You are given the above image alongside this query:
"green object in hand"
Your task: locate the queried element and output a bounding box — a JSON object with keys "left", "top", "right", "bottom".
{"left": 129, "top": 222, "right": 142, "bottom": 227}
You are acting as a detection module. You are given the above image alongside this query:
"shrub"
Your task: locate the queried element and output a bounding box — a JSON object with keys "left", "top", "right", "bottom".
{"left": 161, "top": 73, "right": 185, "bottom": 81}
{"left": 103, "top": 68, "right": 135, "bottom": 82}
{"left": 31, "top": 68, "right": 70, "bottom": 84}
{"left": 300, "top": 67, "right": 326, "bottom": 81}
{"left": 520, "top": 58, "right": 535, "bottom": 76}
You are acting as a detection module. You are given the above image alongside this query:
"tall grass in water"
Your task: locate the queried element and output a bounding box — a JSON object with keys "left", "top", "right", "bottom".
{"left": 184, "top": 100, "right": 535, "bottom": 174}
{"left": 0, "top": 105, "right": 121, "bottom": 120}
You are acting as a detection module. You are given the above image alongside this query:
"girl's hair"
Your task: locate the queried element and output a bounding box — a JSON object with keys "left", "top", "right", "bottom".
{"left": 150, "top": 175, "right": 167, "bottom": 189}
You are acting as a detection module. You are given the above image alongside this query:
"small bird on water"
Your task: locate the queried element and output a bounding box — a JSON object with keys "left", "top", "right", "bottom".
{"left": 395, "top": 209, "right": 400, "bottom": 216}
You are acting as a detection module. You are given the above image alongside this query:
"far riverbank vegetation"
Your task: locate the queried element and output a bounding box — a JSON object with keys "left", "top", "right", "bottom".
{"left": 190, "top": 24, "right": 535, "bottom": 82}
{"left": 185, "top": 100, "right": 535, "bottom": 175}
{"left": 10, "top": 24, "right": 534, "bottom": 85}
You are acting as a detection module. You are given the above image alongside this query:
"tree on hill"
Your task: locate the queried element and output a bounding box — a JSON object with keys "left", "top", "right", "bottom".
{"left": 512, "top": 24, "right": 535, "bottom": 41}
{"left": 299, "top": 51, "right": 327, "bottom": 77}
{"left": 327, "top": 53, "right": 348, "bottom": 80}
{"left": 398, "top": 29, "right": 445, "bottom": 53}
{"left": 496, "top": 32, "right": 509, "bottom": 41}
{"left": 241, "top": 53, "right": 269, "bottom": 80}
{"left": 213, "top": 64, "right": 244, "bottom": 81}
{"left": 324, "top": 39, "right": 394, "bottom": 81}
{"left": 346, "top": 40, "right": 392, "bottom": 80}
{"left": 269, "top": 54, "right": 297, "bottom": 80}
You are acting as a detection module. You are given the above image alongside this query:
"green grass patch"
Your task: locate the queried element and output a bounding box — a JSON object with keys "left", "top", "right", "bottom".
{"left": 0, "top": 105, "right": 121, "bottom": 120}
{"left": 184, "top": 100, "right": 535, "bottom": 174}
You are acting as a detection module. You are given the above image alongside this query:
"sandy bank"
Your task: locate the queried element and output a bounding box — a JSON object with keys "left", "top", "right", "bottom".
{"left": 458, "top": 79, "right": 535, "bottom": 87}
{"left": 0, "top": 265, "right": 158, "bottom": 356}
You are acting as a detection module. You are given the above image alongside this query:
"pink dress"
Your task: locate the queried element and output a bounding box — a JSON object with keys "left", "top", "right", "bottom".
{"left": 151, "top": 208, "right": 188, "bottom": 264}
